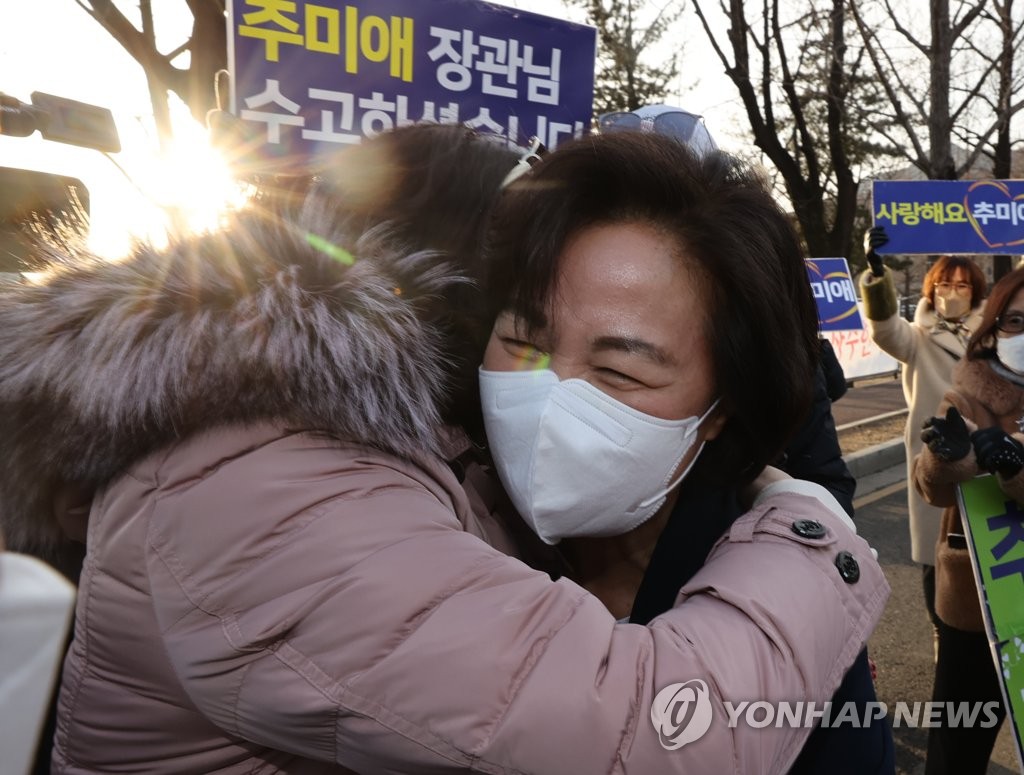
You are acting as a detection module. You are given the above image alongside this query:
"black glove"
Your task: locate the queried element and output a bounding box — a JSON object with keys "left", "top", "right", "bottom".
{"left": 971, "top": 427, "right": 1024, "bottom": 478}
{"left": 921, "top": 406, "right": 971, "bottom": 462}
{"left": 863, "top": 226, "right": 889, "bottom": 278}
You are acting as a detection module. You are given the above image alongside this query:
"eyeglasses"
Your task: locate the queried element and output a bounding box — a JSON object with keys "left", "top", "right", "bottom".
{"left": 597, "top": 110, "right": 706, "bottom": 144}
{"left": 997, "top": 312, "right": 1024, "bottom": 334}
{"left": 934, "top": 282, "right": 972, "bottom": 294}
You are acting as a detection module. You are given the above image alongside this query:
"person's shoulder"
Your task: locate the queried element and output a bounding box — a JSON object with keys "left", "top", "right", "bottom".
{"left": 952, "top": 356, "right": 1024, "bottom": 419}
{"left": 951, "top": 354, "right": 1001, "bottom": 390}
{"left": 144, "top": 425, "right": 465, "bottom": 534}
{"left": 818, "top": 339, "right": 847, "bottom": 401}
{"left": 153, "top": 425, "right": 438, "bottom": 480}
{"left": 676, "top": 491, "right": 888, "bottom": 690}
{"left": 699, "top": 490, "right": 887, "bottom": 611}
{"left": 912, "top": 298, "right": 936, "bottom": 326}
{"left": 138, "top": 427, "right": 471, "bottom": 593}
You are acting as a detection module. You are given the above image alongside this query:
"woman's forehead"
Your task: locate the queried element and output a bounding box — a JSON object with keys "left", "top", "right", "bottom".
{"left": 1007, "top": 286, "right": 1024, "bottom": 309}
{"left": 550, "top": 225, "right": 703, "bottom": 350}
{"left": 941, "top": 266, "right": 970, "bottom": 282}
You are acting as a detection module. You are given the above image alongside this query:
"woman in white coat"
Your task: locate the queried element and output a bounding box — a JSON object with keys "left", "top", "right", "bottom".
{"left": 859, "top": 227, "right": 985, "bottom": 634}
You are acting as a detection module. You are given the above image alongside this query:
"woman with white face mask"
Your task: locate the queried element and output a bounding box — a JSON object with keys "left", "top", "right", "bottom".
{"left": 1, "top": 125, "right": 887, "bottom": 775}
{"left": 860, "top": 231, "right": 986, "bottom": 643}
{"left": 913, "top": 267, "right": 1024, "bottom": 775}
{"left": 482, "top": 131, "right": 892, "bottom": 773}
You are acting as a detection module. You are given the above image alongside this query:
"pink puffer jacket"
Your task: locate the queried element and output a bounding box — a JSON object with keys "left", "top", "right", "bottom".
{"left": 52, "top": 423, "right": 886, "bottom": 774}
{"left": 0, "top": 199, "right": 888, "bottom": 774}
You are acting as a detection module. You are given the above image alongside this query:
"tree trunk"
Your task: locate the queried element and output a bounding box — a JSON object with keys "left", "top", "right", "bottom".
{"left": 185, "top": 0, "right": 228, "bottom": 121}
{"left": 928, "top": 0, "right": 956, "bottom": 180}
{"left": 140, "top": 0, "right": 173, "bottom": 152}
{"left": 992, "top": 0, "right": 1016, "bottom": 281}
{"left": 80, "top": 0, "right": 225, "bottom": 127}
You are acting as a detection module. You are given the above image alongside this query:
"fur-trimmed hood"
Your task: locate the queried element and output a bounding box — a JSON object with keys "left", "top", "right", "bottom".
{"left": 0, "top": 193, "right": 472, "bottom": 555}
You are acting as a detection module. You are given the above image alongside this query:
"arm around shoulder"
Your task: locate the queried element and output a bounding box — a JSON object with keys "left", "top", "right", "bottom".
{"left": 653, "top": 490, "right": 888, "bottom": 772}
{"left": 149, "top": 462, "right": 888, "bottom": 775}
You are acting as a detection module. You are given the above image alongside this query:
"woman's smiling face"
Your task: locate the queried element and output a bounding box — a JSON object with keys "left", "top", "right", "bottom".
{"left": 483, "top": 220, "right": 726, "bottom": 444}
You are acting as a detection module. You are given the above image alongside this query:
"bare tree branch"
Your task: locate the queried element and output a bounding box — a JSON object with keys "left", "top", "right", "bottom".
{"left": 691, "top": 0, "right": 875, "bottom": 256}
{"left": 570, "top": 0, "right": 681, "bottom": 112}
{"left": 880, "top": 0, "right": 931, "bottom": 54}
{"left": 74, "top": 0, "right": 225, "bottom": 124}
{"left": 849, "top": 0, "right": 930, "bottom": 172}
{"left": 950, "top": 0, "right": 989, "bottom": 37}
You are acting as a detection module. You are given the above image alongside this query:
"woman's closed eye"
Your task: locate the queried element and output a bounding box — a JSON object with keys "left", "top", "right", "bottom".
{"left": 593, "top": 366, "right": 652, "bottom": 390}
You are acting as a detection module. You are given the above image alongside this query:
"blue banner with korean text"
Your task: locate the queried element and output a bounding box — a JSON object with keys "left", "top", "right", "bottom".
{"left": 871, "top": 180, "right": 1024, "bottom": 254}
{"left": 226, "top": 0, "right": 597, "bottom": 169}
{"left": 806, "top": 257, "right": 863, "bottom": 332}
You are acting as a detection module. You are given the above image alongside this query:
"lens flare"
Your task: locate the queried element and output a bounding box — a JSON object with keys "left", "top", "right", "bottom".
{"left": 118, "top": 112, "right": 251, "bottom": 248}
{"left": 305, "top": 232, "right": 355, "bottom": 265}
{"left": 515, "top": 348, "right": 550, "bottom": 371}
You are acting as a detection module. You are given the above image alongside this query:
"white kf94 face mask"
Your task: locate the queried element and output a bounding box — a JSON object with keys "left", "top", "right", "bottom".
{"left": 997, "top": 332, "right": 1024, "bottom": 375}
{"left": 479, "top": 367, "right": 719, "bottom": 545}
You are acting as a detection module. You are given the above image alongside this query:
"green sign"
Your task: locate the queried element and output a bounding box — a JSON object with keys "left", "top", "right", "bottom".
{"left": 957, "top": 475, "right": 1024, "bottom": 770}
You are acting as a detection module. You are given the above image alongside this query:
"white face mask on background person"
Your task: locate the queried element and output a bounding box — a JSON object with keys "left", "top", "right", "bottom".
{"left": 934, "top": 294, "right": 970, "bottom": 321}
{"left": 479, "top": 367, "right": 718, "bottom": 545}
{"left": 997, "top": 332, "right": 1024, "bottom": 375}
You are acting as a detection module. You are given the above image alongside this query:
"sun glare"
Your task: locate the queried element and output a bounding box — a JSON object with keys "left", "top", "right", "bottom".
{"left": 121, "top": 116, "right": 251, "bottom": 249}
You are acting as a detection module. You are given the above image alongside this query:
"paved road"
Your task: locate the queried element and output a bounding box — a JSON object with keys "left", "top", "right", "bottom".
{"left": 833, "top": 377, "right": 907, "bottom": 428}
{"left": 855, "top": 479, "right": 1021, "bottom": 774}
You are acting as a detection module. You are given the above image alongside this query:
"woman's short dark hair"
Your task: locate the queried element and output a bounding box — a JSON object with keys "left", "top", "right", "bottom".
{"left": 922, "top": 256, "right": 986, "bottom": 309}
{"left": 484, "top": 130, "right": 819, "bottom": 485}
{"left": 968, "top": 267, "right": 1024, "bottom": 359}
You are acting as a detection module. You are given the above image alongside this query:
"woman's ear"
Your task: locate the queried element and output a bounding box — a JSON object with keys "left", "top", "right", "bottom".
{"left": 701, "top": 407, "right": 728, "bottom": 443}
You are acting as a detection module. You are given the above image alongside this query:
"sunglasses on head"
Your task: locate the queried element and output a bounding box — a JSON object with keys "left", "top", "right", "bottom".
{"left": 500, "top": 136, "right": 547, "bottom": 188}
{"left": 597, "top": 110, "right": 704, "bottom": 144}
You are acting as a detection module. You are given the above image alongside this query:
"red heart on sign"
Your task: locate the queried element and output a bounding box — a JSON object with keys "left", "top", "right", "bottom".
{"left": 963, "top": 180, "right": 1024, "bottom": 249}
